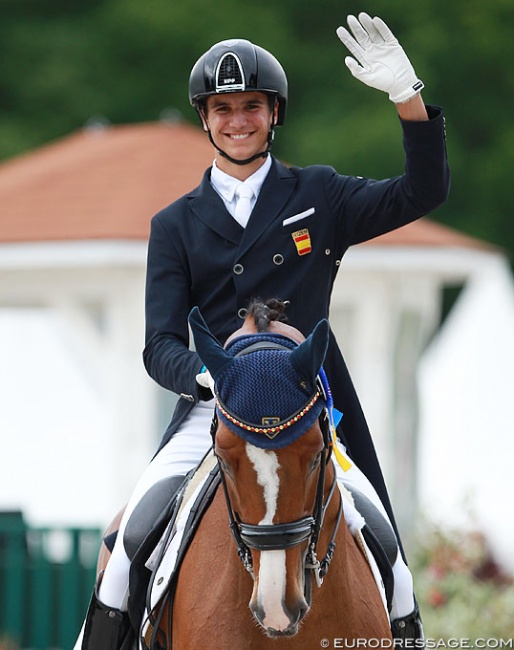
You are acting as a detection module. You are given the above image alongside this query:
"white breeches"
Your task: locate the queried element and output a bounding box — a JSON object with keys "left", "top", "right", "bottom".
{"left": 98, "top": 400, "right": 413, "bottom": 620}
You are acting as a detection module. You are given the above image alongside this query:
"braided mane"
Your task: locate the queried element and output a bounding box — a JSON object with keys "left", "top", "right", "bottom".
{"left": 246, "top": 298, "right": 289, "bottom": 332}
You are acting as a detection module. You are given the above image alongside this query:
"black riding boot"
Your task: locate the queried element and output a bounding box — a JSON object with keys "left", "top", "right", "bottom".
{"left": 391, "top": 604, "right": 424, "bottom": 645}
{"left": 81, "top": 574, "right": 133, "bottom": 650}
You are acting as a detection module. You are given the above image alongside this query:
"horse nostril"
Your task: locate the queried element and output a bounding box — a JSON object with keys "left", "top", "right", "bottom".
{"left": 298, "top": 601, "right": 307, "bottom": 617}
{"left": 287, "top": 598, "right": 309, "bottom": 626}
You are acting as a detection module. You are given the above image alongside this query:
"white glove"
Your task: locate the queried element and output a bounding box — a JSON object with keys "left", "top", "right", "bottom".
{"left": 336, "top": 13, "right": 424, "bottom": 104}
{"left": 196, "top": 368, "right": 215, "bottom": 393}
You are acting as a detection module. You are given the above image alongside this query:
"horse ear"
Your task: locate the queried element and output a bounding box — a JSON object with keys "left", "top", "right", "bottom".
{"left": 188, "top": 307, "right": 233, "bottom": 380}
{"left": 290, "top": 319, "right": 329, "bottom": 385}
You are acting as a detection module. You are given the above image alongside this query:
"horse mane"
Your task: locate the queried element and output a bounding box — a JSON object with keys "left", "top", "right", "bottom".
{"left": 246, "top": 298, "right": 289, "bottom": 332}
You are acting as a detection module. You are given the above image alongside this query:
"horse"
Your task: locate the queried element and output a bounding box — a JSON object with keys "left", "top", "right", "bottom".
{"left": 136, "top": 299, "right": 392, "bottom": 649}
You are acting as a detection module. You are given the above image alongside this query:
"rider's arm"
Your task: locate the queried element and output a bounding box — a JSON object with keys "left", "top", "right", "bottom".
{"left": 143, "top": 214, "right": 208, "bottom": 402}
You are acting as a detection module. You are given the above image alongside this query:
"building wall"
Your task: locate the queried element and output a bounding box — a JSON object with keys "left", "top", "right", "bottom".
{"left": 0, "top": 244, "right": 156, "bottom": 528}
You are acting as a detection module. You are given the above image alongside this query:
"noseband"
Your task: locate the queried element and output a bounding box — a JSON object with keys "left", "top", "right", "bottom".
{"left": 210, "top": 340, "right": 344, "bottom": 587}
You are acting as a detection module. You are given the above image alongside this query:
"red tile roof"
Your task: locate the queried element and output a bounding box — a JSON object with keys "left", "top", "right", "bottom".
{"left": 0, "top": 121, "right": 213, "bottom": 243}
{"left": 0, "top": 121, "right": 487, "bottom": 250}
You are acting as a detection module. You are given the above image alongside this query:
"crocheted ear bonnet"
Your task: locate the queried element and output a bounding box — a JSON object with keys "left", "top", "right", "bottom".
{"left": 188, "top": 306, "right": 330, "bottom": 450}
{"left": 215, "top": 333, "right": 325, "bottom": 449}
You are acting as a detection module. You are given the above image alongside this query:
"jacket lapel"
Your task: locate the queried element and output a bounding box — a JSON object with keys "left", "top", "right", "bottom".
{"left": 187, "top": 169, "right": 243, "bottom": 244}
{"left": 237, "top": 158, "right": 297, "bottom": 258}
{"left": 186, "top": 159, "right": 297, "bottom": 252}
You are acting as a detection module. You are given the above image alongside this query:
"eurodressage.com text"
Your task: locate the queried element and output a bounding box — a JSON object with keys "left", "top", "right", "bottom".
{"left": 319, "top": 639, "right": 514, "bottom": 649}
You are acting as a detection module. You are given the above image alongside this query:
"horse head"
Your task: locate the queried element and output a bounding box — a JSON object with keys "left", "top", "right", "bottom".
{"left": 189, "top": 301, "right": 340, "bottom": 637}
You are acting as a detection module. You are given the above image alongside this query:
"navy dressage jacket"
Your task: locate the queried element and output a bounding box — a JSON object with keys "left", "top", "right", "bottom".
{"left": 142, "top": 105, "right": 450, "bottom": 531}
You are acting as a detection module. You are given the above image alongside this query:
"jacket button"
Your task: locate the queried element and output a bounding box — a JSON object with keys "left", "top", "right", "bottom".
{"left": 237, "top": 308, "right": 248, "bottom": 319}
{"left": 233, "top": 263, "right": 244, "bottom": 275}
{"left": 273, "top": 254, "right": 284, "bottom": 265}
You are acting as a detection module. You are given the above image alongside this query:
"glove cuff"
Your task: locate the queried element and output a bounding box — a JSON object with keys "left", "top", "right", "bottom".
{"left": 390, "top": 79, "right": 424, "bottom": 104}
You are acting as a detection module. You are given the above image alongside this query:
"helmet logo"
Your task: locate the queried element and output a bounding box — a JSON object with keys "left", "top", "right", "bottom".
{"left": 215, "top": 53, "right": 245, "bottom": 93}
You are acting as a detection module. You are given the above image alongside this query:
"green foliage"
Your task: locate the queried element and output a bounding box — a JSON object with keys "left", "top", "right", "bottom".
{"left": 0, "top": 0, "right": 513, "bottom": 259}
{"left": 412, "top": 524, "right": 514, "bottom": 640}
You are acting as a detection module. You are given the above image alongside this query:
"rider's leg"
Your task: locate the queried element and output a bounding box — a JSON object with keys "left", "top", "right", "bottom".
{"left": 333, "top": 439, "right": 423, "bottom": 639}
{"left": 75, "top": 400, "right": 214, "bottom": 649}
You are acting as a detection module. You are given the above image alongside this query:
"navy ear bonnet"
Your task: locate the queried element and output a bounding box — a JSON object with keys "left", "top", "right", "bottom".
{"left": 215, "top": 333, "right": 325, "bottom": 449}
{"left": 188, "top": 306, "right": 330, "bottom": 450}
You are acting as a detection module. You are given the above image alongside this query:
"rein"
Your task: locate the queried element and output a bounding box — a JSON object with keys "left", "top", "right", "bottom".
{"left": 210, "top": 339, "right": 344, "bottom": 588}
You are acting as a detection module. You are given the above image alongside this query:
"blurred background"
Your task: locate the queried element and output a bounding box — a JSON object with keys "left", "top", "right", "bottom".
{"left": 1, "top": 0, "right": 513, "bottom": 646}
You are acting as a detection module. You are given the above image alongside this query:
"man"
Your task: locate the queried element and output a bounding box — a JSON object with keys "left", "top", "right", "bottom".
{"left": 77, "top": 12, "right": 449, "bottom": 648}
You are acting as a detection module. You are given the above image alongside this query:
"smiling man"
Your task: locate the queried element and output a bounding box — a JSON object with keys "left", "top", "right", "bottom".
{"left": 76, "top": 14, "right": 450, "bottom": 649}
{"left": 200, "top": 92, "right": 277, "bottom": 177}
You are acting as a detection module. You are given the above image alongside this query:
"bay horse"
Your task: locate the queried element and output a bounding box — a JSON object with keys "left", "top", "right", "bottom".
{"left": 140, "top": 300, "right": 392, "bottom": 648}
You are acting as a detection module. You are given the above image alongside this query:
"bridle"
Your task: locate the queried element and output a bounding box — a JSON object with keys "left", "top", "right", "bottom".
{"left": 210, "top": 340, "right": 344, "bottom": 589}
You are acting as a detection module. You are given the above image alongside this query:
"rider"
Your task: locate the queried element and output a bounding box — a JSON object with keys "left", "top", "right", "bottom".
{"left": 76, "top": 13, "right": 450, "bottom": 648}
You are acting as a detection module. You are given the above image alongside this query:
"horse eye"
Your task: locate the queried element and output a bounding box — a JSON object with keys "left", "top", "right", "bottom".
{"left": 310, "top": 452, "right": 322, "bottom": 472}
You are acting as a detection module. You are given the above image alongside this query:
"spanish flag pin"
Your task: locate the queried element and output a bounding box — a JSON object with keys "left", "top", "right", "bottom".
{"left": 291, "top": 228, "right": 312, "bottom": 256}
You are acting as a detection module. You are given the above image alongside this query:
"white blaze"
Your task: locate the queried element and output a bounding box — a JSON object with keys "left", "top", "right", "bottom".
{"left": 245, "top": 444, "right": 290, "bottom": 630}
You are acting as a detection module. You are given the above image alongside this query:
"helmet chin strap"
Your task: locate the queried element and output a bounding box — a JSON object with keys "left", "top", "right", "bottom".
{"left": 207, "top": 128, "right": 275, "bottom": 166}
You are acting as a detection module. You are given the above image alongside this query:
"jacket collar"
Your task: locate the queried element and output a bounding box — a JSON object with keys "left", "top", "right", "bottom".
{"left": 187, "top": 157, "right": 297, "bottom": 252}
{"left": 210, "top": 156, "right": 272, "bottom": 205}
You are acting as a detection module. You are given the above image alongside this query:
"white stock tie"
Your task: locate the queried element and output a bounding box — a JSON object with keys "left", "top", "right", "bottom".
{"left": 233, "top": 182, "right": 254, "bottom": 228}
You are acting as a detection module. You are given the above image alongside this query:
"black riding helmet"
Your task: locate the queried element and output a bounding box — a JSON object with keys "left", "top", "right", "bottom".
{"left": 189, "top": 39, "right": 288, "bottom": 165}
